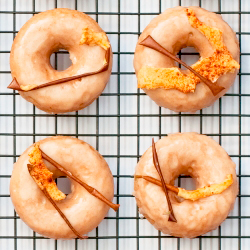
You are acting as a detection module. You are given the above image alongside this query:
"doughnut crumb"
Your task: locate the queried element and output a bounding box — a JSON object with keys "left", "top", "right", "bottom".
{"left": 138, "top": 8, "right": 240, "bottom": 93}
{"left": 28, "top": 144, "right": 66, "bottom": 201}
{"left": 80, "top": 27, "right": 110, "bottom": 50}
{"left": 178, "top": 174, "right": 233, "bottom": 201}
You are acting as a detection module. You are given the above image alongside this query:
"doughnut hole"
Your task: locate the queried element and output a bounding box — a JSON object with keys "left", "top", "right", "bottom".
{"left": 57, "top": 176, "right": 72, "bottom": 196}
{"left": 175, "top": 175, "right": 196, "bottom": 190}
{"left": 173, "top": 175, "right": 196, "bottom": 203}
{"left": 50, "top": 49, "right": 72, "bottom": 71}
{"left": 175, "top": 46, "right": 200, "bottom": 68}
{"left": 45, "top": 164, "right": 72, "bottom": 198}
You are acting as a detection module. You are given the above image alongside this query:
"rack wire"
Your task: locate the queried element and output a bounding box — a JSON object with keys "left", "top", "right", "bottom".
{"left": 0, "top": 0, "right": 250, "bottom": 249}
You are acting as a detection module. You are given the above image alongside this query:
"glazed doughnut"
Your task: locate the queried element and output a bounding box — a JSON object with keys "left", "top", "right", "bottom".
{"left": 10, "top": 136, "right": 117, "bottom": 239}
{"left": 9, "top": 8, "right": 112, "bottom": 114}
{"left": 134, "top": 133, "right": 238, "bottom": 238}
{"left": 134, "top": 6, "right": 240, "bottom": 112}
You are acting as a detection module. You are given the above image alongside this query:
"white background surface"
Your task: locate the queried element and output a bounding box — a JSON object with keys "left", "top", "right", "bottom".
{"left": 0, "top": 0, "right": 250, "bottom": 249}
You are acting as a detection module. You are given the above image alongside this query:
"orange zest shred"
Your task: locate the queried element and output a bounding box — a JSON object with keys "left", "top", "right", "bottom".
{"left": 28, "top": 144, "right": 66, "bottom": 201}
{"left": 138, "top": 8, "right": 240, "bottom": 92}
{"left": 177, "top": 174, "right": 234, "bottom": 201}
{"left": 79, "top": 27, "right": 110, "bottom": 50}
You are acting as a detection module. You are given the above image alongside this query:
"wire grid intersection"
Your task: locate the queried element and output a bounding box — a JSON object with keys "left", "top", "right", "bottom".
{"left": 0, "top": 0, "right": 249, "bottom": 249}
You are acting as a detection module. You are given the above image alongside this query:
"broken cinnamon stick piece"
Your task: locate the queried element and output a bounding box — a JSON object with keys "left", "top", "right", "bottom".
{"left": 40, "top": 149, "right": 120, "bottom": 212}
{"left": 152, "top": 139, "right": 177, "bottom": 222}
{"left": 139, "top": 35, "right": 225, "bottom": 96}
{"left": 27, "top": 164, "right": 87, "bottom": 239}
{"left": 8, "top": 48, "right": 110, "bottom": 92}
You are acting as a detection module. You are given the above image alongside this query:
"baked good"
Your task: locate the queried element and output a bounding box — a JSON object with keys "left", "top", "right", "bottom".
{"left": 10, "top": 136, "right": 119, "bottom": 239}
{"left": 134, "top": 6, "right": 240, "bottom": 112}
{"left": 9, "top": 8, "right": 112, "bottom": 114}
{"left": 134, "top": 133, "right": 238, "bottom": 238}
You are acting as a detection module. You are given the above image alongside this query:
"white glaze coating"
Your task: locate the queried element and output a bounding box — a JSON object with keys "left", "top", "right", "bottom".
{"left": 10, "top": 8, "right": 112, "bottom": 113}
{"left": 10, "top": 136, "right": 114, "bottom": 239}
{"left": 134, "top": 133, "right": 238, "bottom": 238}
{"left": 134, "top": 6, "right": 239, "bottom": 112}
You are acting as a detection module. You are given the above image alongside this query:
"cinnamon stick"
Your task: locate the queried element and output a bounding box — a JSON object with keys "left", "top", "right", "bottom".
{"left": 139, "top": 35, "right": 225, "bottom": 96}
{"left": 152, "top": 139, "right": 177, "bottom": 222}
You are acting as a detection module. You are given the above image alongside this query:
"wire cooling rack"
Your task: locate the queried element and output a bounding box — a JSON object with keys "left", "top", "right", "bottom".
{"left": 0, "top": 0, "right": 250, "bottom": 249}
